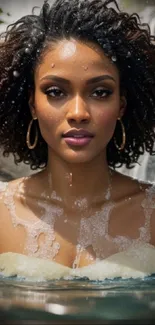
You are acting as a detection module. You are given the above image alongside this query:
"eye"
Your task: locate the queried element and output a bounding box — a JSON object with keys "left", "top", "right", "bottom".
{"left": 91, "top": 87, "right": 113, "bottom": 99}
{"left": 45, "top": 86, "right": 66, "bottom": 98}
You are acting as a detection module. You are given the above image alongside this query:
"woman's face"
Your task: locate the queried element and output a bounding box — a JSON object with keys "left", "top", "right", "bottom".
{"left": 30, "top": 39, "right": 125, "bottom": 164}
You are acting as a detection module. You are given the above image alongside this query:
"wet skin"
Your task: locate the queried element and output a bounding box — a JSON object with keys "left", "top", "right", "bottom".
{"left": 1, "top": 39, "right": 155, "bottom": 267}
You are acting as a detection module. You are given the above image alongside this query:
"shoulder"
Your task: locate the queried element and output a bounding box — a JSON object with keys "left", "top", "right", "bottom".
{"left": 114, "top": 172, "right": 155, "bottom": 244}
{"left": 112, "top": 170, "right": 154, "bottom": 223}
{"left": 145, "top": 182, "right": 155, "bottom": 245}
{"left": 0, "top": 177, "right": 22, "bottom": 217}
{"left": 0, "top": 177, "right": 28, "bottom": 254}
{"left": 112, "top": 170, "right": 150, "bottom": 202}
{"left": 0, "top": 177, "right": 26, "bottom": 226}
{"left": 0, "top": 177, "right": 24, "bottom": 198}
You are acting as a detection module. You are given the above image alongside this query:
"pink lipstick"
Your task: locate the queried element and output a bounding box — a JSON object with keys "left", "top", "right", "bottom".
{"left": 62, "top": 129, "right": 94, "bottom": 147}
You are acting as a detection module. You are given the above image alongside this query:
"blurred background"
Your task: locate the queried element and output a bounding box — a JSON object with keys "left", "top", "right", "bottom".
{"left": 0, "top": 0, "right": 154, "bottom": 182}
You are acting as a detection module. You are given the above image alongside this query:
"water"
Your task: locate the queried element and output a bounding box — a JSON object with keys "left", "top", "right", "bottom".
{"left": 1, "top": 275, "right": 155, "bottom": 322}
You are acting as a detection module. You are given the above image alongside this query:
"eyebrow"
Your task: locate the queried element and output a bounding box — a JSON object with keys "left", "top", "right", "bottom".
{"left": 40, "top": 75, "right": 116, "bottom": 84}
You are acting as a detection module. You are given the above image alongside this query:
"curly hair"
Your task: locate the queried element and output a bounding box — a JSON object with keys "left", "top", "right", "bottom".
{"left": 0, "top": 0, "right": 155, "bottom": 170}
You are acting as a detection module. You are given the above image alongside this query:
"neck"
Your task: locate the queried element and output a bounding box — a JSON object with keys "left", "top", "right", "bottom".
{"left": 41, "top": 150, "right": 112, "bottom": 210}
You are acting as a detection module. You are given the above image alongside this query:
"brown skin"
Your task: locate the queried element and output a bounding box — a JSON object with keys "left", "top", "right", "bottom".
{"left": 0, "top": 39, "right": 155, "bottom": 267}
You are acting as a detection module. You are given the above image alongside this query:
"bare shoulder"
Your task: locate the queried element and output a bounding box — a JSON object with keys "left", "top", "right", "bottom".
{"left": 0, "top": 176, "right": 23, "bottom": 217}
{"left": 0, "top": 177, "right": 26, "bottom": 254}
{"left": 112, "top": 170, "right": 150, "bottom": 202}
{"left": 113, "top": 170, "right": 155, "bottom": 244}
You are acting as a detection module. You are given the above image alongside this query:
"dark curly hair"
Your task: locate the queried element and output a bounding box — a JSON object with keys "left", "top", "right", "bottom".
{"left": 0, "top": 0, "right": 155, "bottom": 170}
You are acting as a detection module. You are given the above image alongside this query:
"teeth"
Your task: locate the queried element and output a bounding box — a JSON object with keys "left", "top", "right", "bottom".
{"left": 73, "top": 135, "right": 84, "bottom": 138}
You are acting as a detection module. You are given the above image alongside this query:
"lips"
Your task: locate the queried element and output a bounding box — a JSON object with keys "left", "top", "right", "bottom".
{"left": 62, "top": 129, "right": 94, "bottom": 138}
{"left": 62, "top": 129, "right": 94, "bottom": 146}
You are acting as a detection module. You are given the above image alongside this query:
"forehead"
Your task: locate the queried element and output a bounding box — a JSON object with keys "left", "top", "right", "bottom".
{"left": 35, "top": 39, "right": 119, "bottom": 81}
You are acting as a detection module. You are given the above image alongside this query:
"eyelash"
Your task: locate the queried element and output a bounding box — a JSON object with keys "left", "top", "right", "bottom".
{"left": 45, "top": 86, "right": 66, "bottom": 98}
{"left": 44, "top": 86, "right": 113, "bottom": 99}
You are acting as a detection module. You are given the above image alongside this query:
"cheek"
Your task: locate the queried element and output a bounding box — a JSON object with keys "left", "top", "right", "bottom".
{"left": 35, "top": 98, "right": 63, "bottom": 130}
{"left": 35, "top": 106, "right": 63, "bottom": 145}
{"left": 94, "top": 109, "right": 118, "bottom": 130}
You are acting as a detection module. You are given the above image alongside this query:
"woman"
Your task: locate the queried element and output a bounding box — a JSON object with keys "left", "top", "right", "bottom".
{"left": 0, "top": 0, "right": 155, "bottom": 271}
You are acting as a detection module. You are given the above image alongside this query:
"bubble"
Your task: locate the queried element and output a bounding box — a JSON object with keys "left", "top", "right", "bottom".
{"left": 27, "top": 43, "right": 32, "bottom": 48}
{"left": 13, "top": 70, "right": 20, "bottom": 78}
{"left": 127, "top": 51, "right": 131, "bottom": 58}
{"left": 111, "top": 55, "right": 117, "bottom": 62}
{"left": 31, "top": 28, "right": 38, "bottom": 36}
{"left": 25, "top": 48, "right": 31, "bottom": 54}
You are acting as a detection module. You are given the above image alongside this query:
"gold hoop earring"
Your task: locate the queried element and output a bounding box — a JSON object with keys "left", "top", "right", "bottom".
{"left": 114, "top": 118, "right": 126, "bottom": 151}
{"left": 26, "top": 118, "right": 38, "bottom": 150}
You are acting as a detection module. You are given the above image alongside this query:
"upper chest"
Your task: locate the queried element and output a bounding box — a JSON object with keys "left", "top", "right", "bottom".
{"left": 1, "top": 187, "right": 152, "bottom": 248}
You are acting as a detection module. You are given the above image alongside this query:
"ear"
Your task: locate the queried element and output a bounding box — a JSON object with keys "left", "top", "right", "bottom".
{"left": 28, "top": 92, "right": 37, "bottom": 119}
{"left": 119, "top": 95, "right": 127, "bottom": 118}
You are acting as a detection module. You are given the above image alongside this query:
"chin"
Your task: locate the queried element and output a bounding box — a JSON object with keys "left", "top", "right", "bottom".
{"left": 61, "top": 152, "right": 96, "bottom": 164}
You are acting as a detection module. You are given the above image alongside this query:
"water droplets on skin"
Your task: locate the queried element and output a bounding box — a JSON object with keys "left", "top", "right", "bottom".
{"left": 51, "top": 63, "right": 55, "bottom": 68}
{"left": 82, "top": 65, "right": 88, "bottom": 71}
{"left": 1, "top": 175, "right": 155, "bottom": 268}
{"left": 65, "top": 172, "right": 73, "bottom": 187}
{"left": 50, "top": 190, "right": 62, "bottom": 202}
{"left": 73, "top": 197, "right": 88, "bottom": 211}
{"left": 69, "top": 173, "right": 72, "bottom": 187}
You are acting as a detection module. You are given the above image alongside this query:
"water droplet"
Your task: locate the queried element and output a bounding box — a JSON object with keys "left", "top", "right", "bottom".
{"left": 69, "top": 172, "right": 72, "bottom": 187}
{"left": 111, "top": 55, "right": 117, "bottom": 62}
{"left": 127, "top": 51, "right": 131, "bottom": 58}
{"left": 51, "top": 63, "right": 55, "bottom": 68}
{"left": 83, "top": 66, "right": 88, "bottom": 71}
{"left": 25, "top": 47, "right": 31, "bottom": 54}
{"left": 27, "top": 43, "right": 32, "bottom": 48}
{"left": 13, "top": 70, "right": 20, "bottom": 78}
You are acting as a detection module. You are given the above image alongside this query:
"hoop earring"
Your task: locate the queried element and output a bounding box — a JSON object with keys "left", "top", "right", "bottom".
{"left": 114, "top": 118, "right": 126, "bottom": 151}
{"left": 26, "top": 117, "right": 38, "bottom": 150}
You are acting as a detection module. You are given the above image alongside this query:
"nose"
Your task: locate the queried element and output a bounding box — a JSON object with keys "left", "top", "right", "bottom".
{"left": 66, "top": 95, "right": 90, "bottom": 124}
